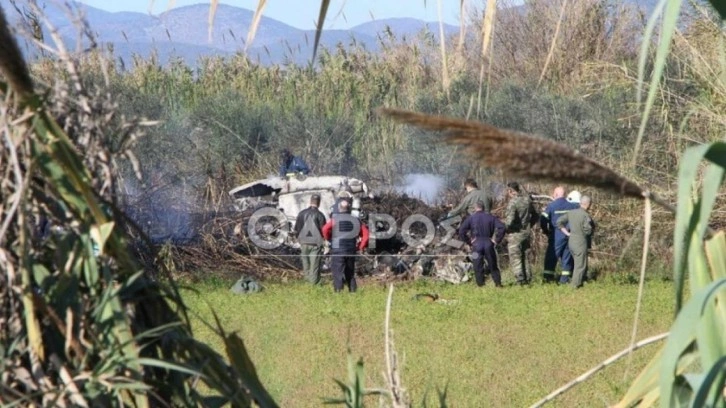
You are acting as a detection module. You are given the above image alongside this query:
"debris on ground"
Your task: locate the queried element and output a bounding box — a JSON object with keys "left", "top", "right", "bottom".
{"left": 230, "top": 276, "right": 263, "bottom": 294}
{"left": 129, "top": 191, "right": 484, "bottom": 283}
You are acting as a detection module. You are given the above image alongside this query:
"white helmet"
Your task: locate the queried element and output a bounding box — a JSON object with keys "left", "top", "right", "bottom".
{"left": 567, "top": 190, "right": 581, "bottom": 203}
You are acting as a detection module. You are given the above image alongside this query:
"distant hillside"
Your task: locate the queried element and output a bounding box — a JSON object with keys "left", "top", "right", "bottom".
{"left": 351, "top": 18, "right": 459, "bottom": 40}
{"left": 6, "top": 0, "right": 693, "bottom": 67}
{"left": 6, "top": 1, "right": 461, "bottom": 66}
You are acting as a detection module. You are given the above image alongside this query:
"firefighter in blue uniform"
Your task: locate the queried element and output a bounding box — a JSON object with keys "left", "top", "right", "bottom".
{"left": 540, "top": 187, "right": 580, "bottom": 283}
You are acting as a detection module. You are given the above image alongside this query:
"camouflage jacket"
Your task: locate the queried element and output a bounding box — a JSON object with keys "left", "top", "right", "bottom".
{"left": 449, "top": 188, "right": 491, "bottom": 217}
{"left": 505, "top": 194, "right": 536, "bottom": 233}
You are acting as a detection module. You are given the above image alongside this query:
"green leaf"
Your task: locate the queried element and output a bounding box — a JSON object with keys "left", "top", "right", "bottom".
{"left": 660, "top": 278, "right": 726, "bottom": 407}
{"left": 696, "top": 165, "right": 725, "bottom": 239}
{"left": 707, "top": 0, "right": 726, "bottom": 19}
{"left": 224, "top": 332, "right": 279, "bottom": 408}
{"left": 90, "top": 221, "right": 115, "bottom": 255}
{"left": 200, "top": 396, "right": 229, "bottom": 408}
{"left": 633, "top": 0, "right": 683, "bottom": 164}
{"left": 617, "top": 348, "right": 664, "bottom": 406}
{"left": 705, "top": 232, "right": 726, "bottom": 281}
{"left": 691, "top": 356, "right": 726, "bottom": 407}
{"left": 32, "top": 264, "right": 51, "bottom": 288}
{"left": 136, "top": 358, "right": 201, "bottom": 377}
{"left": 673, "top": 142, "right": 726, "bottom": 311}
{"left": 636, "top": 0, "right": 666, "bottom": 104}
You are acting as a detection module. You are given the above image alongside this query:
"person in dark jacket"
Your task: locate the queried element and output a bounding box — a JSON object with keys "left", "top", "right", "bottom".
{"left": 294, "top": 194, "right": 327, "bottom": 285}
{"left": 458, "top": 200, "right": 506, "bottom": 287}
{"left": 539, "top": 186, "right": 580, "bottom": 283}
{"left": 322, "top": 200, "right": 369, "bottom": 292}
{"left": 279, "top": 149, "right": 310, "bottom": 178}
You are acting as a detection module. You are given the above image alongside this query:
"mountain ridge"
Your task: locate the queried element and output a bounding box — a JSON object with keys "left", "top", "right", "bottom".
{"left": 7, "top": 0, "right": 668, "bottom": 67}
{"left": 7, "top": 1, "right": 459, "bottom": 66}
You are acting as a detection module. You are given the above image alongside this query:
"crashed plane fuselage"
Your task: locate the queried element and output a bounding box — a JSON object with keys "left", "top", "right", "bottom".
{"left": 228, "top": 175, "right": 370, "bottom": 222}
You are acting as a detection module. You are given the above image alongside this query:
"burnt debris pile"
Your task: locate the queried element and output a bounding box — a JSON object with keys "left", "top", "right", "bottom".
{"left": 129, "top": 191, "right": 479, "bottom": 283}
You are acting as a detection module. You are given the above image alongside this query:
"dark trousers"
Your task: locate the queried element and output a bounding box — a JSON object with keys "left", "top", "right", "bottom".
{"left": 331, "top": 253, "right": 357, "bottom": 292}
{"left": 471, "top": 241, "right": 501, "bottom": 287}
{"left": 544, "top": 233, "right": 574, "bottom": 278}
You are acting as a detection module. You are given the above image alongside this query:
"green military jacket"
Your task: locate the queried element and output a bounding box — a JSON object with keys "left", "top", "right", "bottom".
{"left": 450, "top": 188, "right": 491, "bottom": 216}
{"left": 505, "top": 194, "right": 535, "bottom": 234}
{"left": 556, "top": 207, "right": 593, "bottom": 249}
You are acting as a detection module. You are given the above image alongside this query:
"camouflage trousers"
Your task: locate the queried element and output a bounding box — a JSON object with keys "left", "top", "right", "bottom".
{"left": 508, "top": 231, "right": 531, "bottom": 284}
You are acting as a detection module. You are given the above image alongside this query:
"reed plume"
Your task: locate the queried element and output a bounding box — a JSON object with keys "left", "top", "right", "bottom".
{"left": 378, "top": 108, "right": 646, "bottom": 200}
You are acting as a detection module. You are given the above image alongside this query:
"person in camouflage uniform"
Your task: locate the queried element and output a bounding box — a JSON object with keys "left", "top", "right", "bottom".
{"left": 556, "top": 195, "right": 594, "bottom": 289}
{"left": 447, "top": 178, "right": 492, "bottom": 218}
{"left": 504, "top": 182, "right": 537, "bottom": 285}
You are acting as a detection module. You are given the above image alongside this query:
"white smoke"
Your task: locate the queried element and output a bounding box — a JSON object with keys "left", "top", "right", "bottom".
{"left": 397, "top": 173, "right": 445, "bottom": 204}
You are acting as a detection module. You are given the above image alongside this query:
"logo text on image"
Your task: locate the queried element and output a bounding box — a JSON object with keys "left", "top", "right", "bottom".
{"left": 247, "top": 207, "right": 465, "bottom": 250}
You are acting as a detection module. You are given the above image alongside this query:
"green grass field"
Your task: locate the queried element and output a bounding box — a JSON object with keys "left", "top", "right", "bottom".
{"left": 181, "top": 277, "right": 674, "bottom": 407}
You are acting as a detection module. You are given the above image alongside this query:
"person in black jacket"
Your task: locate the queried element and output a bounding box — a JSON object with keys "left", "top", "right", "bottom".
{"left": 294, "top": 194, "right": 327, "bottom": 284}
{"left": 458, "top": 200, "right": 506, "bottom": 287}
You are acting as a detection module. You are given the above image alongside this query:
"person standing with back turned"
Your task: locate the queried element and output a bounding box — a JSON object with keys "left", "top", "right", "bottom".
{"left": 458, "top": 200, "right": 506, "bottom": 287}
{"left": 556, "top": 195, "right": 594, "bottom": 289}
{"left": 539, "top": 186, "right": 579, "bottom": 283}
{"left": 504, "top": 182, "right": 536, "bottom": 285}
{"left": 294, "top": 194, "right": 327, "bottom": 285}
{"left": 322, "top": 200, "right": 369, "bottom": 292}
{"left": 447, "top": 178, "right": 492, "bottom": 219}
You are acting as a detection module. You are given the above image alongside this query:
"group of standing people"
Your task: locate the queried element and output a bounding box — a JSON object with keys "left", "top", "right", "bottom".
{"left": 456, "top": 180, "right": 538, "bottom": 287}
{"left": 293, "top": 193, "right": 369, "bottom": 292}
{"left": 455, "top": 179, "right": 595, "bottom": 289}
{"left": 291, "top": 174, "right": 595, "bottom": 292}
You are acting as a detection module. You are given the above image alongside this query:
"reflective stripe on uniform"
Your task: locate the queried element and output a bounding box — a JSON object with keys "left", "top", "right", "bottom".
{"left": 561, "top": 271, "right": 571, "bottom": 276}
{"left": 554, "top": 210, "right": 571, "bottom": 214}
{"left": 541, "top": 211, "right": 549, "bottom": 218}
{"left": 543, "top": 270, "right": 555, "bottom": 276}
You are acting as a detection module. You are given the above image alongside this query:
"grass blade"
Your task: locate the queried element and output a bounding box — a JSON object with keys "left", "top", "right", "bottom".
{"left": 660, "top": 278, "right": 726, "bottom": 407}
{"left": 224, "top": 333, "right": 279, "bottom": 408}
{"left": 245, "top": 0, "right": 268, "bottom": 52}
{"left": 705, "top": 232, "right": 726, "bottom": 281}
{"left": 437, "top": 0, "right": 450, "bottom": 99}
{"left": 476, "top": 0, "right": 497, "bottom": 115}
{"left": 673, "top": 142, "right": 726, "bottom": 310}
{"left": 136, "top": 358, "right": 200, "bottom": 377}
{"left": 537, "top": 0, "right": 568, "bottom": 87}
{"left": 208, "top": 0, "right": 219, "bottom": 43}
{"left": 691, "top": 356, "right": 726, "bottom": 407}
{"left": 311, "top": 0, "right": 331, "bottom": 63}
{"left": 632, "top": 0, "right": 683, "bottom": 165}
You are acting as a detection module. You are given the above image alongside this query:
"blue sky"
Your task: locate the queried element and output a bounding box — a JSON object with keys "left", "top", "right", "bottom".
{"left": 77, "top": 0, "right": 469, "bottom": 29}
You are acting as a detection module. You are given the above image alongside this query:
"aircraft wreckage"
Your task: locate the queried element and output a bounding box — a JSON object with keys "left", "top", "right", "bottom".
{"left": 228, "top": 175, "right": 476, "bottom": 284}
